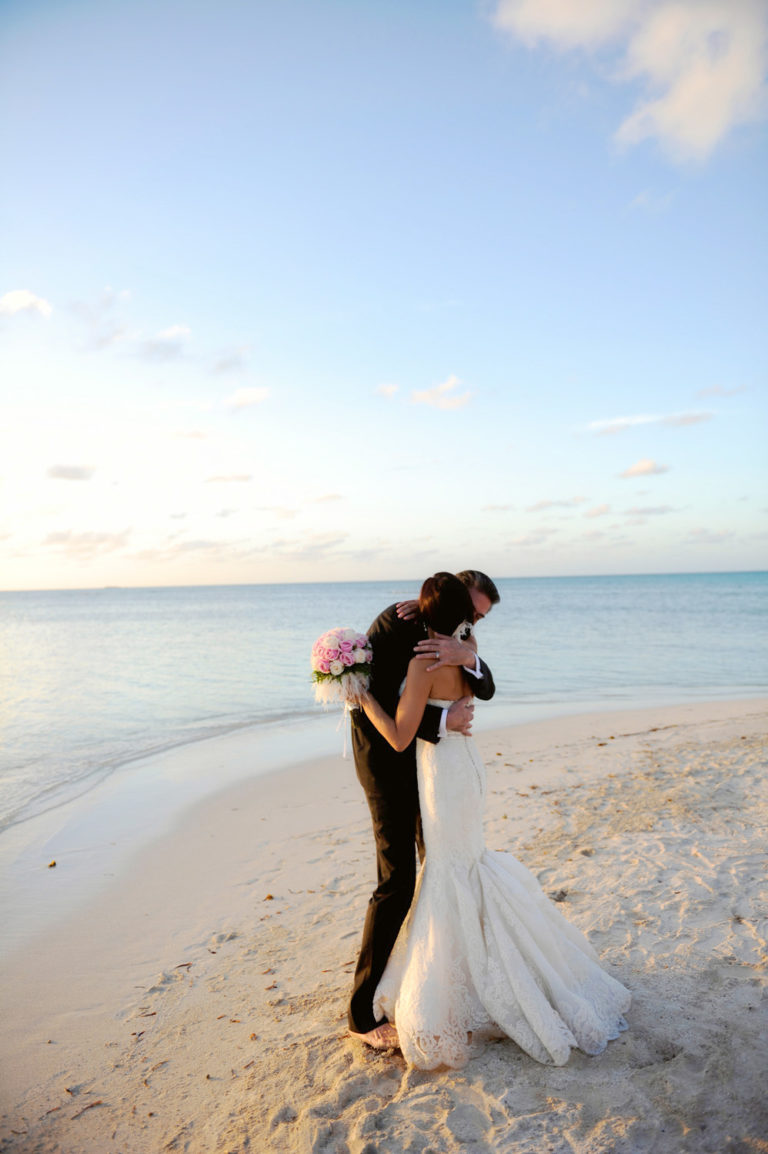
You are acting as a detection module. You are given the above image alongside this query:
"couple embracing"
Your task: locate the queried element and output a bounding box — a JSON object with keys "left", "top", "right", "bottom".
{"left": 347, "top": 569, "right": 630, "bottom": 1070}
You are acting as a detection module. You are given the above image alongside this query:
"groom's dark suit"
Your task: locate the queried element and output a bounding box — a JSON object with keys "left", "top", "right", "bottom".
{"left": 348, "top": 602, "right": 496, "bottom": 1034}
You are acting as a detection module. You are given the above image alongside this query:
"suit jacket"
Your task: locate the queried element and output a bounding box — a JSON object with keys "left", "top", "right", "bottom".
{"left": 351, "top": 603, "right": 495, "bottom": 787}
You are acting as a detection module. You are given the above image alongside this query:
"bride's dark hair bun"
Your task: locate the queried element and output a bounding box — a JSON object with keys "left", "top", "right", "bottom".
{"left": 419, "top": 572, "right": 475, "bottom": 636}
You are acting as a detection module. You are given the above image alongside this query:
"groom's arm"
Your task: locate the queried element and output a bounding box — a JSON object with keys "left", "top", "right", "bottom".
{"left": 416, "top": 703, "right": 442, "bottom": 744}
{"left": 470, "top": 656, "right": 495, "bottom": 702}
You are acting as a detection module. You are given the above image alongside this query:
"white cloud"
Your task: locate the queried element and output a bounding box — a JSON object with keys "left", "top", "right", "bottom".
{"left": 589, "top": 411, "right": 712, "bottom": 434}
{"left": 46, "top": 464, "right": 96, "bottom": 480}
{"left": 411, "top": 374, "right": 472, "bottom": 411}
{"left": 493, "top": 0, "right": 638, "bottom": 49}
{"left": 625, "top": 504, "right": 675, "bottom": 515}
{"left": 376, "top": 384, "right": 400, "bottom": 397}
{"left": 492, "top": 0, "right": 768, "bottom": 161}
{"left": 0, "top": 289, "right": 52, "bottom": 318}
{"left": 620, "top": 458, "right": 669, "bottom": 477}
{"left": 226, "top": 387, "right": 269, "bottom": 410}
{"left": 585, "top": 503, "right": 611, "bottom": 518}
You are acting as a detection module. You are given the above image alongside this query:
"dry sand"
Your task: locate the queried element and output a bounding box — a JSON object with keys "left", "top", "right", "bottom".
{"left": 1, "top": 699, "right": 766, "bottom": 1154}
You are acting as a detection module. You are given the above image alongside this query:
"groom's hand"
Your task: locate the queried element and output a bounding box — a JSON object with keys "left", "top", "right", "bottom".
{"left": 413, "top": 632, "right": 476, "bottom": 672}
{"left": 446, "top": 696, "right": 474, "bottom": 735}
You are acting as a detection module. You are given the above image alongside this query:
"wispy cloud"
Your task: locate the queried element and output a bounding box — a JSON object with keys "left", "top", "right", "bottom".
{"left": 270, "top": 532, "right": 349, "bottom": 561}
{"left": 226, "top": 387, "right": 269, "bottom": 410}
{"left": 508, "top": 530, "right": 558, "bottom": 547}
{"left": 376, "top": 384, "right": 400, "bottom": 397}
{"left": 696, "top": 384, "right": 747, "bottom": 398}
{"left": 492, "top": 0, "right": 768, "bottom": 161}
{"left": 526, "top": 496, "right": 587, "bottom": 512}
{"left": 257, "top": 506, "right": 299, "bottom": 520}
{"left": 620, "top": 458, "right": 669, "bottom": 478}
{"left": 212, "top": 347, "right": 251, "bottom": 374}
{"left": 685, "top": 527, "right": 734, "bottom": 544}
{"left": 585, "top": 503, "right": 611, "bottom": 518}
{"left": 588, "top": 411, "right": 712, "bottom": 435}
{"left": 43, "top": 528, "right": 131, "bottom": 556}
{"left": 626, "top": 505, "right": 675, "bottom": 516}
{"left": 47, "top": 464, "right": 95, "bottom": 481}
{"left": 72, "top": 285, "right": 132, "bottom": 349}
{"left": 411, "top": 374, "right": 472, "bottom": 411}
{"left": 139, "top": 324, "right": 191, "bottom": 360}
{"left": 628, "top": 188, "right": 674, "bottom": 213}
{"left": 0, "top": 289, "right": 52, "bottom": 318}
{"left": 205, "top": 473, "right": 253, "bottom": 483}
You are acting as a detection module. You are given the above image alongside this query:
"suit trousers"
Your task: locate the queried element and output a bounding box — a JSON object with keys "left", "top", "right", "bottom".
{"left": 347, "top": 714, "right": 425, "bottom": 1034}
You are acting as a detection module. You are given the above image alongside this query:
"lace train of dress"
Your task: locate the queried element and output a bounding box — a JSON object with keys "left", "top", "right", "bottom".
{"left": 373, "top": 701, "right": 631, "bottom": 1070}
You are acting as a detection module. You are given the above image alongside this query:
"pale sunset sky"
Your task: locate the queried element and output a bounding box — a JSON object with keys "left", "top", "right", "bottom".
{"left": 1, "top": 0, "right": 766, "bottom": 590}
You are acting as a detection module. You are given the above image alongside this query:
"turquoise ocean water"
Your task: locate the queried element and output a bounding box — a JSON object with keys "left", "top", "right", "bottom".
{"left": 1, "top": 572, "right": 766, "bottom": 836}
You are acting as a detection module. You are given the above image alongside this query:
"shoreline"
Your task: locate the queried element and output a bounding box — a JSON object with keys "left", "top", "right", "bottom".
{"left": 3, "top": 688, "right": 765, "bottom": 963}
{"left": 1, "top": 697, "right": 766, "bottom": 1152}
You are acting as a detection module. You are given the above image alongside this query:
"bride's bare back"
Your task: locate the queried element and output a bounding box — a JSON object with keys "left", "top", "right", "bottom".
{"left": 407, "top": 656, "right": 470, "bottom": 704}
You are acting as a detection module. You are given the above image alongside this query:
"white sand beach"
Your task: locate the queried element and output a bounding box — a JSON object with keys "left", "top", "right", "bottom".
{"left": 1, "top": 698, "right": 766, "bottom": 1154}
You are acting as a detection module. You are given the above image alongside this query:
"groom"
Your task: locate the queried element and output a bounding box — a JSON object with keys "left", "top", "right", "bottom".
{"left": 348, "top": 569, "right": 500, "bottom": 1048}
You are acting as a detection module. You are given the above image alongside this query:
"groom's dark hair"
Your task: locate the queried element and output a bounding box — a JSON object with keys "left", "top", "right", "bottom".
{"left": 419, "top": 572, "right": 475, "bottom": 636}
{"left": 456, "top": 570, "right": 501, "bottom": 605}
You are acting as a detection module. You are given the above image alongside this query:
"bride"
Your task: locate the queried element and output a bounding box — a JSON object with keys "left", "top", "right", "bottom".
{"left": 361, "top": 572, "right": 631, "bottom": 1070}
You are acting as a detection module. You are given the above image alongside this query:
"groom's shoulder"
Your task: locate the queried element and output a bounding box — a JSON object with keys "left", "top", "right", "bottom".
{"left": 368, "top": 602, "right": 401, "bottom": 636}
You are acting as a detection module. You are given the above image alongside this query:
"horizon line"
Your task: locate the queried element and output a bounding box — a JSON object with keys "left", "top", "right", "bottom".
{"left": 1, "top": 569, "right": 766, "bottom": 595}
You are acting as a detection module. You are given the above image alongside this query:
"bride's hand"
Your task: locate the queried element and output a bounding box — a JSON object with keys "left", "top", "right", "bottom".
{"left": 396, "top": 599, "right": 419, "bottom": 621}
{"left": 413, "top": 632, "right": 476, "bottom": 671}
{"left": 446, "top": 696, "right": 474, "bottom": 735}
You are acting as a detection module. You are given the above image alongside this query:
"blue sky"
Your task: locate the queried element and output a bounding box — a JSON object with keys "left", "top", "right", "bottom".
{"left": 1, "top": 0, "right": 766, "bottom": 589}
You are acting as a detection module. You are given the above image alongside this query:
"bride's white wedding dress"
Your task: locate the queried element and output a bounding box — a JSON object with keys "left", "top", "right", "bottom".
{"left": 373, "top": 700, "right": 631, "bottom": 1070}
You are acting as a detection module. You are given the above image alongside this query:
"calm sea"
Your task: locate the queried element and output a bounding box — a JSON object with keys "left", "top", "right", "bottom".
{"left": 1, "top": 573, "right": 766, "bottom": 834}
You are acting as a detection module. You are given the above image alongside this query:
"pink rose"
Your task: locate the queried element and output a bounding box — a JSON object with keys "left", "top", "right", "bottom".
{"left": 364, "top": 649, "right": 373, "bottom": 662}
{"left": 355, "top": 634, "right": 368, "bottom": 648}
{"left": 317, "top": 658, "right": 331, "bottom": 673}
{"left": 324, "top": 647, "right": 340, "bottom": 661}
{"left": 340, "top": 651, "right": 354, "bottom": 666}
{"left": 339, "top": 640, "right": 354, "bottom": 653}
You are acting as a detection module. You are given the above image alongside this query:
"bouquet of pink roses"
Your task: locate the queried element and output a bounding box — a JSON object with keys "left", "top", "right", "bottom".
{"left": 311, "top": 627, "right": 372, "bottom": 707}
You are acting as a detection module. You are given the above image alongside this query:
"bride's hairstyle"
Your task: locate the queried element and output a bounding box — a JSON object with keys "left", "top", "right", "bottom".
{"left": 419, "top": 572, "right": 475, "bottom": 637}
